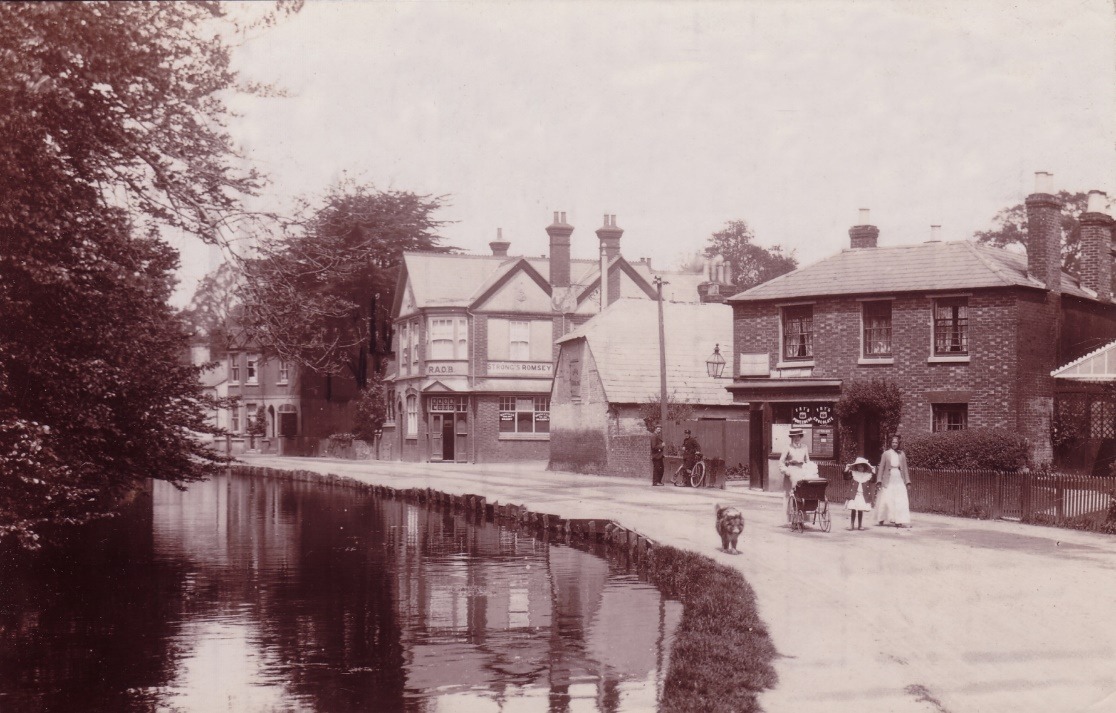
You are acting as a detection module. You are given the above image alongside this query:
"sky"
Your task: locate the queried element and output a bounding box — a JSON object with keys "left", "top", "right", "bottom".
{"left": 171, "top": 0, "right": 1116, "bottom": 306}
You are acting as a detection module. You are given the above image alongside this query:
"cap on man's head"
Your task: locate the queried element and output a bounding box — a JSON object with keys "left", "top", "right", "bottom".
{"left": 684, "top": 429, "right": 692, "bottom": 434}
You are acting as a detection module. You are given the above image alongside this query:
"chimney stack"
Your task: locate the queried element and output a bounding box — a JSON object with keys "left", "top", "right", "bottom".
{"left": 546, "top": 211, "right": 573, "bottom": 288}
{"left": 849, "top": 208, "right": 879, "bottom": 249}
{"left": 1025, "top": 171, "right": 1062, "bottom": 294}
{"left": 489, "top": 227, "right": 511, "bottom": 257}
{"left": 597, "top": 214, "right": 624, "bottom": 308}
{"left": 1079, "top": 190, "right": 1114, "bottom": 301}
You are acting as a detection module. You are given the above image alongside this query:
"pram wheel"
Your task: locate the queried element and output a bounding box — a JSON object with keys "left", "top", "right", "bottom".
{"left": 818, "top": 500, "right": 831, "bottom": 532}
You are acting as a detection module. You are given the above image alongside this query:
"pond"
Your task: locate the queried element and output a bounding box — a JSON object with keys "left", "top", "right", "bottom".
{"left": 0, "top": 473, "right": 683, "bottom": 712}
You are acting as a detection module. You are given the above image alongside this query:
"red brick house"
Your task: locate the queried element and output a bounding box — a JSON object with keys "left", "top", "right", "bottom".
{"left": 727, "top": 177, "right": 1116, "bottom": 489}
{"left": 384, "top": 213, "right": 704, "bottom": 463}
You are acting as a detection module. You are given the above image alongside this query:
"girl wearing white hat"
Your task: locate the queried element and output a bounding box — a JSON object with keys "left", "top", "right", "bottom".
{"left": 844, "top": 457, "right": 876, "bottom": 530}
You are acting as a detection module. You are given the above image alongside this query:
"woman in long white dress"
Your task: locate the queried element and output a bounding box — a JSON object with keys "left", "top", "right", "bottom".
{"left": 780, "top": 429, "right": 810, "bottom": 522}
{"left": 876, "top": 435, "right": 912, "bottom": 527}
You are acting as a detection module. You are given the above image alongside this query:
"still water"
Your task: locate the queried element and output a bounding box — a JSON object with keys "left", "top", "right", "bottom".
{"left": 0, "top": 473, "right": 682, "bottom": 712}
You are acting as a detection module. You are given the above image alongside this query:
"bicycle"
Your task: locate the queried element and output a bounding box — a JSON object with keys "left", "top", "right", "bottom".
{"left": 672, "top": 456, "right": 707, "bottom": 488}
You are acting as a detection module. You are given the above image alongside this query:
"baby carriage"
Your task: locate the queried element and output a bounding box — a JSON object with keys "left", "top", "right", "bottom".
{"left": 786, "top": 462, "right": 831, "bottom": 533}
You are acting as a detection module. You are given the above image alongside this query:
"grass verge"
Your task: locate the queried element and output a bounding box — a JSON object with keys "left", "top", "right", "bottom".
{"left": 645, "top": 545, "right": 779, "bottom": 712}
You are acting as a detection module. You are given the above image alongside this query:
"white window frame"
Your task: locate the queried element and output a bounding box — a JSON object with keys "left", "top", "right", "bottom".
{"left": 929, "top": 294, "right": 971, "bottom": 363}
{"left": 932, "top": 403, "right": 968, "bottom": 432}
{"left": 277, "top": 361, "right": 289, "bottom": 384}
{"left": 778, "top": 303, "right": 815, "bottom": 367}
{"left": 498, "top": 395, "right": 550, "bottom": 437}
{"left": 509, "top": 320, "right": 530, "bottom": 361}
{"left": 228, "top": 355, "right": 240, "bottom": 384}
{"left": 406, "top": 395, "right": 418, "bottom": 438}
{"left": 859, "top": 299, "right": 894, "bottom": 364}
{"left": 429, "top": 317, "right": 455, "bottom": 360}
{"left": 230, "top": 406, "right": 240, "bottom": 433}
{"left": 246, "top": 355, "right": 259, "bottom": 385}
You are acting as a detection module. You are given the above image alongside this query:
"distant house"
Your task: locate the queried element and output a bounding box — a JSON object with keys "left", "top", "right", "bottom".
{"left": 549, "top": 298, "right": 746, "bottom": 477}
{"left": 384, "top": 213, "right": 711, "bottom": 464}
{"left": 727, "top": 178, "right": 1116, "bottom": 488}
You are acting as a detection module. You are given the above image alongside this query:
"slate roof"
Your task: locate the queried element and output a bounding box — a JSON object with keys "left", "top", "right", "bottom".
{"left": 556, "top": 299, "right": 736, "bottom": 405}
{"left": 728, "top": 240, "right": 1098, "bottom": 303}
{"left": 401, "top": 251, "right": 704, "bottom": 310}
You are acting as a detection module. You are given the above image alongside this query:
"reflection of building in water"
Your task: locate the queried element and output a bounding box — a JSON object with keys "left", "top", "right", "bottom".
{"left": 389, "top": 501, "right": 682, "bottom": 709}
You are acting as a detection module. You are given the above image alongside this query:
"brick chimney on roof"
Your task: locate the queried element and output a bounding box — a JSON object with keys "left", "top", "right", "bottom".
{"left": 489, "top": 228, "right": 511, "bottom": 257}
{"left": 546, "top": 211, "right": 572, "bottom": 288}
{"left": 849, "top": 208, "right": 879, "bottom": 248}
{"left": 1025, "top": 171, "right": 1062, "bottom": 294}
{"left": 597, "top": 214, "right": 623, "bottom": 308}
{"left": 1079, "top": 190, "right": 1114, "bottom": 301}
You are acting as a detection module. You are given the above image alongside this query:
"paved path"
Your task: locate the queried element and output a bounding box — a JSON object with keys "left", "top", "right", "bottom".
{"left": 241, "top": 456, "right": 1116, "bottom": 713}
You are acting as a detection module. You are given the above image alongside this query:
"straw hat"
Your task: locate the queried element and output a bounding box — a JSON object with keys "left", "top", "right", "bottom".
{"left": 847, "top": 456, "right": 873, "bottom": 471}
{"left": 789, "top": 428, "right": 804, "bottom": 438}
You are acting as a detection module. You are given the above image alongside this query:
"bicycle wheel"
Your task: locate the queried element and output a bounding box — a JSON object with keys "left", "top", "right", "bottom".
{"left": 673, "top": 465, "right": 686, "bottom": 486}
{"left": 689, "top": 461, "right": 706, "bottom": 488}
{"left": 819, "top": 500, "right": 831, "bottom": 532}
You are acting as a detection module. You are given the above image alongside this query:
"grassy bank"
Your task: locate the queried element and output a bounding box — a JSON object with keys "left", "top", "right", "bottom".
{"left": 646, "top": 546, "right": 779, "bottom": 713}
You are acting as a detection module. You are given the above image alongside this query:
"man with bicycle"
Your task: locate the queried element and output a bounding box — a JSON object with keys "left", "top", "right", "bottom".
{"left": 674, "top": 429, "right": 703, "bottom": 486}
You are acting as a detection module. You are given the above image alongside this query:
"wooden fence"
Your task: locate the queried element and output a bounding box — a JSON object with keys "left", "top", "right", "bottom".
{"left": 816, "top": 463, "right": 1116, "bottom": 533}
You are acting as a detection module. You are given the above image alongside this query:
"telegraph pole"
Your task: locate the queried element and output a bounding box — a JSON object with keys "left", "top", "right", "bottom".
{"left": 654, "top": 276, "right": 668, "bottom": 428}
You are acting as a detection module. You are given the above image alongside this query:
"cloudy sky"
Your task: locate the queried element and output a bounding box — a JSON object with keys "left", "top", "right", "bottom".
{"left": 173, "top": 0, "right": 1116, "bottom": 304}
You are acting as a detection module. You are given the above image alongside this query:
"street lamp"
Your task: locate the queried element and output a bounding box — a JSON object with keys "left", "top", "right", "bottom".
{"left": 706, "top": 344, "right": 726, "bottom": 378}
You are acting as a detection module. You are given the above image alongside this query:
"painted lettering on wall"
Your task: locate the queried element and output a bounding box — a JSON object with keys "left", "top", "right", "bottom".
{"left": 426, "top": 361, "right": 466, "bottom": 375}
{"left": 486, "top": 361, "right": 554, "bottom": 376}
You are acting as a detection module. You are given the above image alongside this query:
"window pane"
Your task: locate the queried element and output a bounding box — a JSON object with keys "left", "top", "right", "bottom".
{"left": 863, "top": 301, "right": 892, "bottom": 356}
{"left": 517, "top": 411, "right": 533, "bottom": 433}
{"left": 934, "top": 299, "right": 968, "bottom": 354}
{"left": 782, "top": 306, "right": 813, "bottom": 359}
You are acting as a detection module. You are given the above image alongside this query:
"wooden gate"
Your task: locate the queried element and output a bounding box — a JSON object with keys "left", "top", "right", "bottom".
{"left": 664, "top": 418, "right": 749, "bottom": 473}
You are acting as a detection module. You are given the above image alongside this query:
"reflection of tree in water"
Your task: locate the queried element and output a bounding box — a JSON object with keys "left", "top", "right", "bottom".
{"left": 0, "top": 489, "right": 189, "bottom": 712}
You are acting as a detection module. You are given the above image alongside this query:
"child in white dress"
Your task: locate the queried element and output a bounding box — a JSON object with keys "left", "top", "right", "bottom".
{"left": 844, "top": 456, "right": 875, "bottom": 530}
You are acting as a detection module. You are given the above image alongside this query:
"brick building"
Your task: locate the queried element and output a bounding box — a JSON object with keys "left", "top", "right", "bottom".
{"left": 727, "top": 176, "right": 1116, "bottom": 489}
{"left": 549, "top": 299, "right": 746, "bottom": 478}
{"left": 384, "top": 213, "right": 705, "bottom": 463}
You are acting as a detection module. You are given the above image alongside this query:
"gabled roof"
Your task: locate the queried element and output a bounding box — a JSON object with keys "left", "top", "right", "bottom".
{"left": 1052, "top": 339, "right": 1116, "bottom": 380}
{"left": 728, "top": 240, "right": 1098, "bottom": 303}
{"left": 396, "top": 250, "right": 702, "bottom": 314}
{"left": 556, "top": 298, "right": 736, "bottom": 405}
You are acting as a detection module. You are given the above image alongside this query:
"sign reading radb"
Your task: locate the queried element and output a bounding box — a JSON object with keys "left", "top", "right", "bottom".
{"left": 486, "top": 361, "right": 553, "bottom": 376}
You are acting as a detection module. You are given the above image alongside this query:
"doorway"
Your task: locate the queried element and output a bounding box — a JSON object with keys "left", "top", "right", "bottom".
{"left": 430, "top": 413, "right": 455, "bottom": 462}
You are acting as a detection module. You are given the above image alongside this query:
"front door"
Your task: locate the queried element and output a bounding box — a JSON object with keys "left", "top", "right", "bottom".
{"left": 749, "top": 404, "right": 766, "bottom": 489}
{"left": 430, "top": 414, "right": 444, "bottom": 461}
{"left": 442, "top": 415, "right": 455, "bottom": 461}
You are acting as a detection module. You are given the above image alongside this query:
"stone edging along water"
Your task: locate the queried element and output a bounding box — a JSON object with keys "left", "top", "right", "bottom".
{"left": 231, "top": 465, "right": 659, "bottom": 560}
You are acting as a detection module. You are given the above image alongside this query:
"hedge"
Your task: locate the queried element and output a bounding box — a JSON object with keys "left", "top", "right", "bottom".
{"left": 903, "top": 428, "right": 1032, "bottom": 471}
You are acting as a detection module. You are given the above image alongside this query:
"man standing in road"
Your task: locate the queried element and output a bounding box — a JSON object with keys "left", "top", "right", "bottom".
{"left": 650, "top": 425, "right": 665, "bottom": 486}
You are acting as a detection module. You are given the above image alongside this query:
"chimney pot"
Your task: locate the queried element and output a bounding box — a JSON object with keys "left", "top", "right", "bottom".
{"left": 560, "top": 211, "right": 566, "bottom": 223}
{"left": 553, "top": 211, "right": 559, "bottom": 223}
{"left": 930, "top": 225, "right": 942, "bottom": 242}
{"left": 1035, "top": 171, "right": 1054, "bottom": 194}
{"left": 1087, "top": 190, "right": 1108, "bottom": 214}
{"left": 858, "top": 208, "right": 870, "bottom": 225}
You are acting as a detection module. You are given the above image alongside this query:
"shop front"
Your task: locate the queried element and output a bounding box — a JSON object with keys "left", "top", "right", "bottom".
{"left": 728, "top": 378, "right": 841, "bottom": 491}
{"left": 427, "top": 395, "right": 469, "bottom": 463}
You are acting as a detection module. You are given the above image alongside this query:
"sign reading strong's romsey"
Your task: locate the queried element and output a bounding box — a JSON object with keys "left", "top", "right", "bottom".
{"left": 486, "top": 362, "right": 554, "bottom": 376}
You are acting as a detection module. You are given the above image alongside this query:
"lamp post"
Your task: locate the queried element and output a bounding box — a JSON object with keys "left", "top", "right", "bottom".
{"left": 654, "top": 276, "right": 668, "bottom": 429}
{"left": 706, "top": 344, "right": 726, "bottom": 378}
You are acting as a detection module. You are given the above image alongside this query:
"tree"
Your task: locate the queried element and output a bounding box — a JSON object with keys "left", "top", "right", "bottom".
{"left": 181, "top": 262, "right": 252, "bottom": 352}
{"left": 0, "top": 3, "right": 290, "bottom": 548}
{"left": 353, "top": 373, "right": 389, "bottom": 443}
{"left": 972, "top": 191, "right": 1090, "bottom": 274}
{"left": 705, "top": 220, "right": 798, "bottom": 291}
{"left": 240, "top": 182, "right": 450, "bottom": 387}
{"left": 247, "top": 405, "right": 267, "bottom": 449}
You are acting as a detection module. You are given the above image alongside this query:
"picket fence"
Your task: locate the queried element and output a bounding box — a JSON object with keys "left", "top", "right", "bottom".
{"left": 815, "top": 463, "right": 1116, "bottom": 533}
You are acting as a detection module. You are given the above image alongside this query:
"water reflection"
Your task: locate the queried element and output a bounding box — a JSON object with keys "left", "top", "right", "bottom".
{"left": 0, "top": 473, "right": 681, "bottom": 712}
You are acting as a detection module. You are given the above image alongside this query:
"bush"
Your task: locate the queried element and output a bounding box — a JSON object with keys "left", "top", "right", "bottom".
{"left": 328, "top": 432, "right": 355, "bottom": 449}
{"left": 903, "top": 428, "right": 1032, "bottom": 471}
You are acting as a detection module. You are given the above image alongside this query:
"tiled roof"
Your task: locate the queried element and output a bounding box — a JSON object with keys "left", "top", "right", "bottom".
{"left": 402, "top": 252, "right": 601, "bottom": 309}
{"left": 556, "top": 299, "right": 735, "bottom": 405}
{"left": 728, "top": 240, "right": 1097, "bottom": 302}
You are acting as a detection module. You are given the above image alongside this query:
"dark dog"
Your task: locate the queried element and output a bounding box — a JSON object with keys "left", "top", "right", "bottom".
{"left": 715, "top": 503, "right": 745, "bottom": 554}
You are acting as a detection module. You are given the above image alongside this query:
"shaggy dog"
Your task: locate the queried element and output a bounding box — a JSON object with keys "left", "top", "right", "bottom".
{"left": 715, "top": 503, "right": 745, "bottom": 554}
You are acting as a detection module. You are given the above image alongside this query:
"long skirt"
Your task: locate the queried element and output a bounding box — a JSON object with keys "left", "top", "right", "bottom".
{"left": 875, "top": 469, "right": 911, "bottom": 525}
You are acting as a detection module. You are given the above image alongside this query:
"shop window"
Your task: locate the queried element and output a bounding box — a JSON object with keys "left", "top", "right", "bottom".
{"left": 934, "top": 298, "right": 968, "bottom": 355}
{"left": 499, "top": 396, "right": 549, "bottom": 434}
{"left": 932, "top": 404, "right": 968, "bottom": 432}
{"left": 782, "top": 305, "right": 813, "bottom": 360}
{"left": 862, "top": 301, "right": 892, "bottom": 357}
